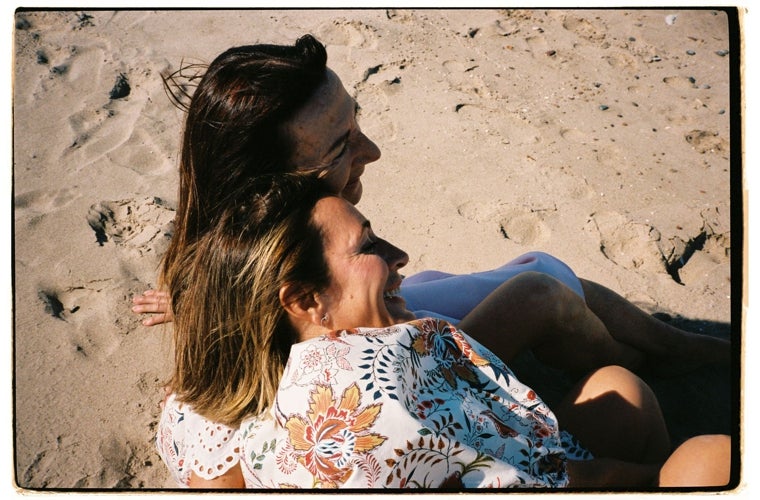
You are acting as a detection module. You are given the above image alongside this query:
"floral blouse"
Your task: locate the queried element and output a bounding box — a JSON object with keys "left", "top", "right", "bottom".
{"left": 238, "top": 318, "right": 590, "bottom": 489}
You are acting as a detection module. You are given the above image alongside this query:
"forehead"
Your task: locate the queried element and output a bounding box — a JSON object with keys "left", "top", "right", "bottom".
{"left": 284, "top": 70, "right": 355, "bottom": 158}
{"left": 297, "top": 69, "right": 346, "bottom": 118}
{"left": 313, "top": 196, "right": 366, "bottom": 244}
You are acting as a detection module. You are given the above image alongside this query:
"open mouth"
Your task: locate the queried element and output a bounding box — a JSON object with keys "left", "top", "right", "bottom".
{"left": 383, "top": 286, "right": 402, "bottom": 300}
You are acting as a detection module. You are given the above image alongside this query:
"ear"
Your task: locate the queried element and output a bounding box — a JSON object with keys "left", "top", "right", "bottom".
{"left": 279, "top": 282, "right": 324, "bottom": 327}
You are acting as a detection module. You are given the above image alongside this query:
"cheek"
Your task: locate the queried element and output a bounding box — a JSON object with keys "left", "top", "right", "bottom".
{"left": 330, "top": 264, "right": 389, "bottom": 326}
{"left": 321, "top": 163, "right": 351, "bottom": 194}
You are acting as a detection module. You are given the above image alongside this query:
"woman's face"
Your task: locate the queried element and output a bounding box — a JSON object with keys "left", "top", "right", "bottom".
{"left": 285, "top": 69, "right": 381, "bottom": 205}
{"left": 313, "top": 196, "right": 415, "bottom": 329}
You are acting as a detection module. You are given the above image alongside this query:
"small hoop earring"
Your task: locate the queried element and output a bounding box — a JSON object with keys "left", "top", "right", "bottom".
{"left": 320, "top": 314, "right": 329, "bottom": 328}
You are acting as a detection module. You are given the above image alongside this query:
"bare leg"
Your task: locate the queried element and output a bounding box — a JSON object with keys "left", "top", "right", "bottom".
{"left": 554, "top": 365, "right": 671, "bottom": 464}
{"left": 658, "top": 434, "right": 732, "bottom": 487}
{"left": 558, "top": 366, "right": 671, "bottom": 488}
{"left": 581, "top": 279, "right": 731, "bottom": 370}
{"left": 458, "top": 272, "right": 645, "bottom": 377}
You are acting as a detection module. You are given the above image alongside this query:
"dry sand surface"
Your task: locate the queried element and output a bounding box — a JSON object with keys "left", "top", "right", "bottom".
{"left": 12, "top": 8, "right": 741, "bottom": 490}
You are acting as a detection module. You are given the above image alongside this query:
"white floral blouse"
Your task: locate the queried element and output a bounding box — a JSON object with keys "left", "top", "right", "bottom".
{"left": 238, "top": 318, "right": 591, "bottom": 489}
{"left": 155, "top": 252, "right": 587, "bottom": 487}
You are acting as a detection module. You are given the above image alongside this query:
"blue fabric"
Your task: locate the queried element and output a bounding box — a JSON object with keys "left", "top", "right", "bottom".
{"left": 401, "top": 251, "right": 584, "bottom": 323}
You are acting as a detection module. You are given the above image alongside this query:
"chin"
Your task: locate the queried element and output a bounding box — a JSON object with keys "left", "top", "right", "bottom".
{"left": 393, "top": 313, "right": 416, "bottom": 323}
{"left": 387, "top": 304, "right": 416, "bottom": 324}
{"left": 342, "top": 181, "right": 362, "bottom": 204}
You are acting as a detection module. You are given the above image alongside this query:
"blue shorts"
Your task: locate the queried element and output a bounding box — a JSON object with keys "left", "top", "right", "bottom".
{"left": 401, "top": 251, "right": 584, "bottom": 324}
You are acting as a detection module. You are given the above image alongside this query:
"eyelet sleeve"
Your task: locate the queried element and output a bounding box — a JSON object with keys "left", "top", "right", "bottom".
{"left": 156, "top": 394, "right": 241, "bottom": 486}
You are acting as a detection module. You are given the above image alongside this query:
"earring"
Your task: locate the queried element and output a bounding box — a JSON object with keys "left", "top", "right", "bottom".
{"left": 320, "top": 313, "right": 329, "bottom": 328}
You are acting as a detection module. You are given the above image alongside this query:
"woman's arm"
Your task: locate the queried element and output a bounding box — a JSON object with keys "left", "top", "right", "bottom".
{"left": 188, "top": 463, "right": 245, "bottom": 489}
{"left": 132, "top": 289, "right": 174, "bottom": 326}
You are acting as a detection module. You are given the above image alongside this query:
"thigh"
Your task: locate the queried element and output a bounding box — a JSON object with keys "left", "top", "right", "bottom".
{"left": 457, "top": 272, "right": 563, "bottom": 363}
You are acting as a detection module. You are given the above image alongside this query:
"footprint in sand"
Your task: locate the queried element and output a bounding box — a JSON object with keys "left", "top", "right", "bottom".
{"left": 666, "top": 207, "right": 731, "bottom": 285}
{"left": 524, "top": 34, "right": 550, "bottom": 59}
{"left": 685, "top": 130, "right": 728, "bottom": 154}
{"left": 36, "top": 280, "right": 129, "bottom": 358}
{"left": 67, "top": 105, "right": 115, "bottom": 150}
{"left": 458, "top": 202, "right": 551, "bottom": 246}
{"left": 314, "top": 18, "right": 378, "bottom": 50}
{"left": 663, "top": 75, "right": 698, "bottom": 91}
{"left": 585, "top": 211, "right": 668, "bottom": 275}
{"left": 561, "top": 14, "right": 607, "bottom": 44}
{"left": 355, "top": 62, "right": 405, "bottom": 143}
{"left": 37, "top": 283, "right": 104, "bottom": 322}
{"left": 22, "top": 450, "right": 51, "bottom": 488}
{"left": 478, "top": 18, "right": 522, "bottom": 39}
{"left": 14, "top": 186, "right": 79, "bottom": 214}
{"left": 498, "top": 209, "right": 551, "bottom": 246}
{"left": 442, "top": 59, "right": 492, "bottom": 98}
{"left": 585, "top": 209, "right": 730, "bottom": 284}
{"left": 86, "top": 197, "right": 174, "bottom": 254}
{"left": 455, "top": 104, "right": 540, "bottom": 146}
{"left": 97, "top": 436, "right": 138, "bottom": 487}
{"left": 604, "top": 51, "right": 639, "bottom": 73}
{"left": 559, "top": 127, "right": 590, "bottom": 144}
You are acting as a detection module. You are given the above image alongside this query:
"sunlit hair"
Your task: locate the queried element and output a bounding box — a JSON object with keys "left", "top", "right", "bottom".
{"left": 166, "top": 174, "right": 330, "bottom": 426}
{"left": 159, "top": 34, "right": 328, "bottom": 292}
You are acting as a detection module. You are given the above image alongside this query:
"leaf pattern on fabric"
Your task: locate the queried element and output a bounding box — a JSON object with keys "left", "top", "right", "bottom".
{"left": 283, "top": 383, "right": 386, "bottom": 487}
{"left": 238, "top": 318, "right": 588, "bottom": 488}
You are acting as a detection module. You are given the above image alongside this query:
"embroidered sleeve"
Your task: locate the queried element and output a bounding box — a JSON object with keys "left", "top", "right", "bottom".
{"left": 184, "top": 410, "right": 242, "bottom": 480}
{"left": 157, "top": 395, "right": 244, "bottom": 485}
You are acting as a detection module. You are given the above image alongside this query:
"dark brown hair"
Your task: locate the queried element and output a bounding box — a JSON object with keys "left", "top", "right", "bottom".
{"left": 160, "top": 35, "right": 328, "bottom": 290}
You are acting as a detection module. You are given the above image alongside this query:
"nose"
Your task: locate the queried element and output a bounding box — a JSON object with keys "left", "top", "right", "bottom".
{"left": 380, "top": 239, "right": 408, "bottom": 272}
{"left": 354, "top": 130, "right": 381, "bottom": 166}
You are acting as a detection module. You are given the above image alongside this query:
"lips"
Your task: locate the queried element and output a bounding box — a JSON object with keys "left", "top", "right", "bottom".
{"left": 383, "top": 275, "right": 405, "bottom": 299}
{"left": 347, "top": 166, "right": 365, "bottom": 185}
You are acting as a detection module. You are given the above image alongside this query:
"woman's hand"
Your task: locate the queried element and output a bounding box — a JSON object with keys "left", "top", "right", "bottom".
{"left": 438, "top": 471, "right": 463, "bottom": 489}
{"left": 132, "top": 289, "right": 174, "bottom": 326}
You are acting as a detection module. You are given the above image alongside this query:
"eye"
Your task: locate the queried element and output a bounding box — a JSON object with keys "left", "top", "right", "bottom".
{"left": 361, "top": 237, "right": 378, "bottom": 254}
{"left": 329, "top": 141, "right": 349, "bottom": 165}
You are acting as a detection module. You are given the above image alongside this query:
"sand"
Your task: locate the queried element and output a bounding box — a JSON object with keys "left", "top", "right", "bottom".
{"left": 10, "top": 7, "right": 744, "bottom": 491}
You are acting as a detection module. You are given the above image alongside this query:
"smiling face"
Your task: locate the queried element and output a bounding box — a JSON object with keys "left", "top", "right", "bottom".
{"left": 284, "top": 69, "right": 381, "bottom": 205}
{"left": 312, "top": 196, "right": 415, "bottom": 330}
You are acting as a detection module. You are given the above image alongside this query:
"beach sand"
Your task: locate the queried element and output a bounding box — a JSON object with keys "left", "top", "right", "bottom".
{"left": 11, "top": 8, "right": 740, "bottom": 490}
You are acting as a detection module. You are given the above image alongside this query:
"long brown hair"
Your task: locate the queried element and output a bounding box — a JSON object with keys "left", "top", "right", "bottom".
{"left": 160, "top": 35, "right": 328, "bottom": 292}
{"left": 166, "top": 174, "right": 330, "bottom": 426}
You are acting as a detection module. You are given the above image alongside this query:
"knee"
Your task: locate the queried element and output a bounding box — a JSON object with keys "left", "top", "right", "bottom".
{"left": 575, "top": 365, "right": 660, "bottom": 413}
{"left": 511, "top": 271, "right": 572, "bottom": 313}
{"left": 564, "top": 365, "right": 670, "bottom": 462}
{"left": 509, "top": 272, "right": 593, "bottom": 340}
{"left": 659, "top": 434, "right": 732, "bottom": 487}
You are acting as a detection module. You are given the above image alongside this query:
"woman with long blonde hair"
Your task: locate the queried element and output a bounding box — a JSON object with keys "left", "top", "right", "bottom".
{"left": 157, "top": 174, "right": 731, "bottom": 489}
